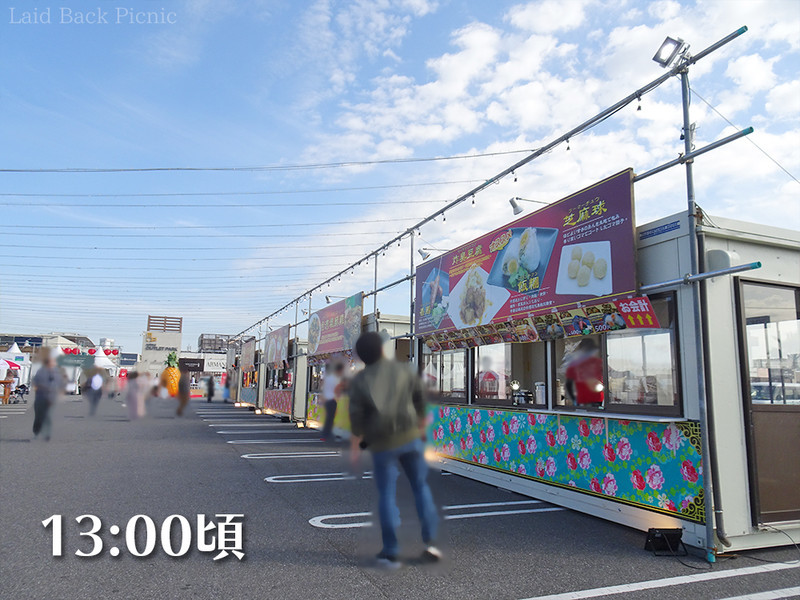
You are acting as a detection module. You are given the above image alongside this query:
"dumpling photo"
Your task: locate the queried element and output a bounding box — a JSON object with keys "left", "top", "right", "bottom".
{"left": 501, "top": 237, "right": 522, "bottom": 277}
{"left": 519, "top": 227, "right": 541, "bottom": 272}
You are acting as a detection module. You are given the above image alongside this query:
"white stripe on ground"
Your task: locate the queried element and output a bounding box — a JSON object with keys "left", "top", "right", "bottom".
{"left": 226, "top": 439, "right": 323, "bottom": 444}
{"left": 309, "top": 504, "right": 564, "bottom": 529}
{"left": 309, "top": 513, "right": 373, "bottom": 529}
{"left": 207, "top": 422, "right": 286, "bottom": 426}
{"left": 241, "top": 451, "right": 340, "bottom": 459}
{"left": 264, "top": 471, "right": 373, "bottom": 483}
{"left": 519, "top": 562, "right": 800, "bottom": 600}
{"left": 445, "top": 507, "right": 564, "bottom": 520}
{"left": 719, "top": 586, "right": 800, "bottom": 600}
{"left": 444, "top": 499, "right": 544, "bottom": 510}
{"left": 216, "top": 430, "right": 298, "bottom": 434}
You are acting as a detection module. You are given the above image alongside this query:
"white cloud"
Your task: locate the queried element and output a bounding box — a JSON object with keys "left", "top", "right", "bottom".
{"left": 725, "top": 54, "right": 778, "bottom": 93}
{"left": 766, "top": 80, "right": 800, "bottom": 120}
{"left": 506, "top": 0, "right": 590, "bottom": 34}
{"left": 647, "top": 1, "right": 681, "bottom": 21}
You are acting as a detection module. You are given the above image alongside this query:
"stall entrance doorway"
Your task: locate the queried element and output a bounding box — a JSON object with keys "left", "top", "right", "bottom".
{"left": 738, "top": 280, "right": 800, "bottom": 524}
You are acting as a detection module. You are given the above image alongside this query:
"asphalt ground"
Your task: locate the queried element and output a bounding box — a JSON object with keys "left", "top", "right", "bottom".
{"left": 0, "top": 397, "right": 798, "bottom": 600}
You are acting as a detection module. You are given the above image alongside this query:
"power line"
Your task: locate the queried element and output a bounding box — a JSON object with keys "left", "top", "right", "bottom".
{"left": 0, "top": 230, "right": 403, "bottom": 239}
{"left": 0, "top": 149, "right": 534, "bottom": 173}
{"left": 17, "top": 242, "right": 386, "bottom": 250}
{"left": 0, "top": 253, "right": 368, "bottom": 262}
{"left": 0, "top": 217, "right": 423, "bottom": 230}
{"left": 0, "top": 179, "right": 483, "bottom": 201}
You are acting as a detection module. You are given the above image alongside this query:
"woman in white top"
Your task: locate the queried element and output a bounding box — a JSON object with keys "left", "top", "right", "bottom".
{"left": 320, "top": 361, "right": 346, "bottom": 441}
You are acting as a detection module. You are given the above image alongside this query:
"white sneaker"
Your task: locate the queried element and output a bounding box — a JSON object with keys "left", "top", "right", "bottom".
{"left": 421, "top": 546, "right": 443, "bottom": 562}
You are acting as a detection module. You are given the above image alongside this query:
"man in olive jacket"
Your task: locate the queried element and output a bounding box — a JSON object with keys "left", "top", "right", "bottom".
{"left": 349, "top": 332, "right": 440, "bottom": 568}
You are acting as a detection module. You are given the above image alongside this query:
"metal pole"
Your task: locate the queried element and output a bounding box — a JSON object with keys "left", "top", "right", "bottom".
{"left": 410, "top": 234, "right": 415, "bottom": 363}
{"left": 374, "top": 253, "right": 378, "bottom": 317}
{"left": 681, "top": 65, "right": 716, "bottom": 563}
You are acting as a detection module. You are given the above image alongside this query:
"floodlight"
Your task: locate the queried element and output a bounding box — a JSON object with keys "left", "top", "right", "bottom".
{"left": 653, "top": 36, "right": 685, "bottom": 68}
{"left": 418, "top": 249, "right": 431, "bottom": 260}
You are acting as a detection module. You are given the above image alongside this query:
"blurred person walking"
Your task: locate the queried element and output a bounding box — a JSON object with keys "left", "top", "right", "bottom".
{"left": 206, "top": 376, "right": 215, "bottom": 403}
{"left": 82, "top": 364, "right": 106, "bottom": 416}
{"left": 176, "top": 364, "right": 190, "bottom": 416}
{"left": 32, "top": 349, "right": 64, "bottom": 441}
{"left": 124, "top": 372, "right": 146, "bottom": 420}
{"left": 349, "top": 332, "right": 440, "bottom": 568}
{"left": 321, "top": 361, "right": 346, "bottom": 441}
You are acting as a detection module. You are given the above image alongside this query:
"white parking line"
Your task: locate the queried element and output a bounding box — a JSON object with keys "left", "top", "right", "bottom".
{"left": 309, "top": 512, "right": 373, "bottom": 529}
{"left": 216, "top": 430, "right": 299, "bottom": 434}
{"left": 309, "top": 501, "right": 565, "bottom": 529}
{"left": 226, "top": 439, "right": 323, "bottom": 444}
{"left": 241, "top": 451, "right": 340, "bottom": 459}
{"left": 720, "top": 586, "right": 800, "bottom": 600}
{"left": 207, "top": 422, "right": 285, "bottom": 426}
{"left": 443, "top": 499, "right": 545, "bottom": 510}
{"left": 447, "top": 507, "right": 564, "bottom": 520}
{"left": 519, "top": 562, "right": 800, "bottom": 600}
{"left": 265, "top": 471, "right": 373, "bottom": 483}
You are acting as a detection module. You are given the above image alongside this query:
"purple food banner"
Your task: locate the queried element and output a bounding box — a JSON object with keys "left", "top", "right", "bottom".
{"left": 265, "top": 325, "right": 290, "bottom": 368}
{"left": 308, "top": 292, "right": 363, "bottom": 357}
{"left": 416, "top": 169, "right": 635, "bottom": 336}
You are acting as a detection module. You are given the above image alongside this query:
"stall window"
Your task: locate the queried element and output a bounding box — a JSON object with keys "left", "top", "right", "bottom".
{"left": 554, "top": 295, "right": 681, "bottom": 416}
{"left": 740, "top": 282, "right": 800, "bottom": 404}
{"left": 266, "top": 363, "right": 292, "bottom": 390}
{"left": 473, "top": 343, "right": 548, "bottom": 407}
{"left": 423, "top": 348, "right": 467, "bottom": 403}
{"left": 309, "top": 365, "right": 323, "bottom": 394}
{"left": 606, "top": 295, "right": 680, "bottom": 414}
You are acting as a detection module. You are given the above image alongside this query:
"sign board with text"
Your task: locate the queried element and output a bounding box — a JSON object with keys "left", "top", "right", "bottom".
{"left": 416, "top": 169, "right": 636, "bottom": 342}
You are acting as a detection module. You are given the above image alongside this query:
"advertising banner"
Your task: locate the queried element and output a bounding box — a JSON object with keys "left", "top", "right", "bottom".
{"left": 265, "top": 325, "right": 290, "bottom": 368}
{"left": 241, "top": 339, "right": 256, "bottom": 373}
{"left": 416, "top": 170, "right": 636, "bottom": 340}
{"left": 307, "top": 293, "right": 363, "bottom": 358}
{"left": 178, "top": 358, "right": 204, "bottom": 372}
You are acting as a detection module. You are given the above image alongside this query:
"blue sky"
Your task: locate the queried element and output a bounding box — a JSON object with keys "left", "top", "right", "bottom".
{"left": 2, "top": 0, "right": 799, "bottom": 353}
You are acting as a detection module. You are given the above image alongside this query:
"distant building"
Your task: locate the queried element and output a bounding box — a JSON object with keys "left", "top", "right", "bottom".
{"left": 197, "top": 334, "right": 234, "bottom": 353}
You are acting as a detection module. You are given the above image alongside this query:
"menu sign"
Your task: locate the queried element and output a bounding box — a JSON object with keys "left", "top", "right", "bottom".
{"left": 308, "top": 292, "right": 363, "bottom": 357}
{"left": 416, "top": 170, "right": 636, "bottom": 338}
{"left": 241, "top": 339, "right": 256, "bottom": 373}
{"left": 265, "top": 325, "right": 290, "bottom": 368}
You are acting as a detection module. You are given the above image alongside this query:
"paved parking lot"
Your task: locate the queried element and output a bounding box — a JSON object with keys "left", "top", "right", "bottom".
{"left": 1, "top": 398, "right": 798, "bottom": 600}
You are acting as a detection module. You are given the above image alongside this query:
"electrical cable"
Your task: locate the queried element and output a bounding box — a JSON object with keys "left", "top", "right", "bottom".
{"left": 0, "top": 179, "right": 484, "bottom": 202}
{"left": 0, "top": 149, "right": 535, "bottom": 173}
{"left": 0, "top": 217, "right": 423, "bottom": 230}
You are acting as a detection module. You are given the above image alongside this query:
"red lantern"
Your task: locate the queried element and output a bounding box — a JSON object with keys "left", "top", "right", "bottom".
{"left": 88, "top": 348, "right": 96, "bottom": 355}
{"left": 63, "top": 348, "right": 70, "bottom": 354}
{"left": 70, "top": 348, "right": 77, "bottom": 355}
{"left": 111, "top": 349, "right": 119, "bottom": 356}
{"left": 104, "top": 349, "right": 112, "bottom": 356}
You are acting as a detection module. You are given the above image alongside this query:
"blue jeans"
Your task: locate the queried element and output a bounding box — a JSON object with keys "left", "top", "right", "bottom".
{"left": 371, "top": 438, "right": 438, "bottom": 557}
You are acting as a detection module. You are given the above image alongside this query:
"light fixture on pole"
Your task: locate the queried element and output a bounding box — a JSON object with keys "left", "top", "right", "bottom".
{"left": 652, "top": 36, "right": 687, "bottom": 68}
{"left": 509, "top": 197, "right": 548, "bottom": 215}
{"left": 325, "top": 295, "right": 345, "bottom": 304}
{"left": 418, "top": 247, "right": 447, "bottom": 261}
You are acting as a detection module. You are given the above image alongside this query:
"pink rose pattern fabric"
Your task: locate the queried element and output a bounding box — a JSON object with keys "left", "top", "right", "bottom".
{"left": 264, "top": 389, "right": 293, "bottom": 415}
{"left": 427, "top": 405, "right": 704, "bottom": 523}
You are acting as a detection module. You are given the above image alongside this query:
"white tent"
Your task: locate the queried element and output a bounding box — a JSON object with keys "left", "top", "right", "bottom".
{"left": 89, "top": 351, "right": 116, "bottom": 371}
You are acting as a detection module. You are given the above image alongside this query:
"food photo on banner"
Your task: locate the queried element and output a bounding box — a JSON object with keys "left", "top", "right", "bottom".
{"left": 307, "top": 293, "right": 364, "bottom": 364}
{"left": 265, "top": 325, "right": 290, "bottom": 368}
{"left": 416, "top": 169, "right": 660, "bottom": 350}
{"left": 240, "top": 339, "right": 256, "bottom": 372}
